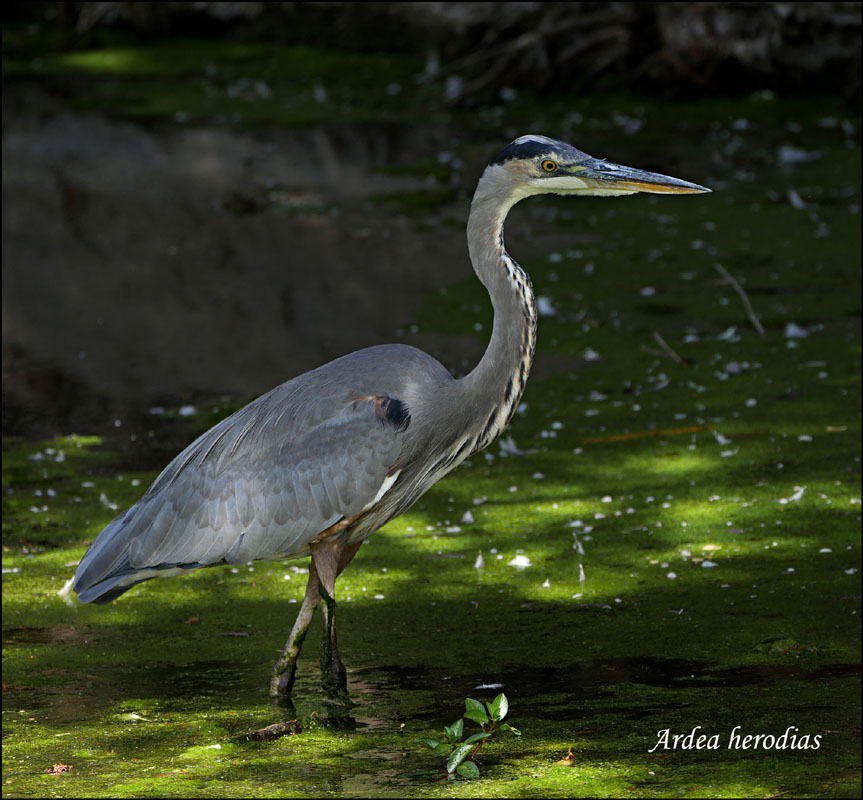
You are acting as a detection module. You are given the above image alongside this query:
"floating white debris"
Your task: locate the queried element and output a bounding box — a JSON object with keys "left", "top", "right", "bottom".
{"left": 460, "top": 510, "right": 475, "bottom": 524}
{"left": 720, "top": 449, "right": 738, "bottom": 457}
{"left": 508, "top": 555, "right": 532, "bottom": 568}
{"left": 787, "top": 188, "right": 809, "bottom": 210}
{"left": 205, "top": 743, "right": 222, "bottom": 750}
{"left": 572, "top": 534, "right": 584, "bottom": 555}
{"left": 99, "top": 492, "right": 118, "bottom": 511}
{"left": 701, "top": 560, "right": 719, "bottom": 568}
{"left": 819, "top": 548, "right": 832, "bottom": 553}
{"left": 373, "top": 594, "right": 385, "bottom": 600}
{"left": 639, "top": 286, "right": 656, "bottom": 296}
{"left": 778, "top": 145, "right": 822, "bottom": 166}
{"left": 312, "top": 82, "right": 329, "bottom": 103}
{"left": 716, "top": 326, "right": 740, "bottom": 342}
{"left": 601, "top": 495, "right": 612, "bottom": 503}
{"left": 445, "top": 526, "right": 461, "bottom": 533}
{"left": 474, "top": 683, "right": 504, "bottom": 690}
{"left": 784, "top": 323, "right": 809, "bottom": 338}
{"left": 798, "top": 435, "right": 813, "bottom": 442}
{"left": 844, "top": 568, "right": 857, "bottom": 575}
{"left": 778, "top": 486, "right": 806, "bottom": 504}
{"left": 578, "top": 563, "right": 586, "bottom": 585}
{"left": 541, "top": 578, "right": 551, "bottom": 588}
{"left": 745, "top": 398, "right": 757, "bottom": 407}
{"left": 537, "top": 296, "right": 557, "bottom": 317}
{"left": 474, "top": 551, "right": 485, "bottom": 569}
{"left": 499, "top": 435, "right": 527, "bottom": 455}
{"left": 583, "top": 347, "right": 601, "bottom": 361}
{"left": 667, "top": 572, "right": 677, "bottom": 579}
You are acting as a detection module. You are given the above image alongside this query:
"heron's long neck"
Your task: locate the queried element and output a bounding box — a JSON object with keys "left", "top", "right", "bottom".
{"left": 459, "top": 179, "right": 537, "bottom": 453}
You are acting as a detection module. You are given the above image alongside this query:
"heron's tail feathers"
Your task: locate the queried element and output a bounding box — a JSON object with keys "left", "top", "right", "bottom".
{"left": 73, "top": 509, "right": 198, "bottom": 604}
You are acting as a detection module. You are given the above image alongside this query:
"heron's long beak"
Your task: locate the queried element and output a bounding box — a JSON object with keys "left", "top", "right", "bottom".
{"left": 571, "top": 159, "right": 710, "bottom": 194}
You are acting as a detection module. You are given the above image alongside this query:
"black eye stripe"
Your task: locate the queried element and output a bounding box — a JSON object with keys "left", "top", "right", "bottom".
{"left": 489, "top": 137, "right": 590, "bottom": 167}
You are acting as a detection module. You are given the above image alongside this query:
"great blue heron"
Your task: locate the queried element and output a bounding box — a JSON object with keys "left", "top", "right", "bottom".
{"left": 74, "top": 135, "right": 708, "bottom": 698}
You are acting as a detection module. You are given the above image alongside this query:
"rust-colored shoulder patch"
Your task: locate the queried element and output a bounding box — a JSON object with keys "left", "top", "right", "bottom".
{"left": 349, "top": 394, "right": 411, "bottom": 433}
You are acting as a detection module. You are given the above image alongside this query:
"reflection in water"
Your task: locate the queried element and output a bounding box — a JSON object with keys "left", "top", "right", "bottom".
{"left": 5, "top": 620, "right": 858, "bottom": 732}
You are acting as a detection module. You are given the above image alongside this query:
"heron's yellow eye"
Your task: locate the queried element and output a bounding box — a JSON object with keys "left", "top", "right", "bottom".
{"left": 541, "top": 159, "right": 557, "bottom": 172}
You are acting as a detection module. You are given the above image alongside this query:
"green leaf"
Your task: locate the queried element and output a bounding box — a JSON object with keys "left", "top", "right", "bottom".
{"left": 415, "top": 737, "right": 440, "bottom": 750}
{"left": 464, "top": 732, "right": 491, "bottom": 745}
{"left": 446, "top": 743, "right": 474, "bottom": 774}
{"left": 489, "top": 693, "right": 509, "bottom": 722}
{"left": 433, "top": 742, "right": 451, "bottom": 756}
{"left": 444, "top": 719, "right": 464, "bottom": 743}
{"left": 499, "top": 722, "right": 521, "bottom": 736}
{"left": 464, "top": 698, "right": 489, "bottom": 726}
{"left": 456, "top": 760, "right": 480, "bottom": 779}
{"left": 463, "top": 709, "right": 490, "bottom": 726}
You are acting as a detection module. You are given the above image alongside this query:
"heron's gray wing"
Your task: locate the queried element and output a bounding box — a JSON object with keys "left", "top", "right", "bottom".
{"left": 74, "top": 395, "right": 408, "bottom": 602}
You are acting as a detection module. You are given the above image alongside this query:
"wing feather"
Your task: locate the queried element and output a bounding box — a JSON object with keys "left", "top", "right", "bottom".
{"left": 75, "top": 392, "right": 409, "bottom": 602}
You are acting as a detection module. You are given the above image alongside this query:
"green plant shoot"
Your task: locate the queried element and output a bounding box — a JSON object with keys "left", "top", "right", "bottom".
{"left": 415, "top": 692, "right": 520, "bottom": 780}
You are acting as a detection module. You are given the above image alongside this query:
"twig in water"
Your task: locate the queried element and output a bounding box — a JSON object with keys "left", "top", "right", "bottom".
{"left": 651, "top": 331, "right": 689, "bottom": 365}
{"left": 714, "top": 263, "right": 765, "bottom": 338}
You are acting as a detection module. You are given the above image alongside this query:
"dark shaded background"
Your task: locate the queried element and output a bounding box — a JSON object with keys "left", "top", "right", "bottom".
{"left": 2, "top": 2, "right": 860, "bottom": 440}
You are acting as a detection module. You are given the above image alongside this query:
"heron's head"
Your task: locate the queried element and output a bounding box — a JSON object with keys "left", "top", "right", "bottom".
{"left": 487, "top": 134, "right": 710, "bottom": 200}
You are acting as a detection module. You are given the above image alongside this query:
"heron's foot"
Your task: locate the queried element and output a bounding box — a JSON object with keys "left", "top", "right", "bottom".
{"left": 320, "top": 649, "right": 350, "bottom": 701}
{"left": 316, "top": 709, "right": 357, "bottom": 729}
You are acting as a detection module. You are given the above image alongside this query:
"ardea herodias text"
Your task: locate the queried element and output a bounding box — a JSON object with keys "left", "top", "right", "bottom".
{"left": 74, "top": 135, "right": 709, "bottom": 699}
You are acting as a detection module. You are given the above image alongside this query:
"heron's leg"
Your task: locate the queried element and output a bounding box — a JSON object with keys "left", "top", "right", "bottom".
{"left": 269, "top": 562, "right": 322, "bottom": 697}
{"left": 312, "top": 537, "right": 362, "bottom": 698}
